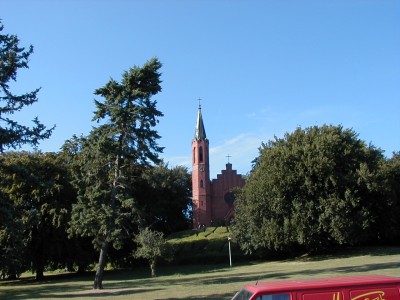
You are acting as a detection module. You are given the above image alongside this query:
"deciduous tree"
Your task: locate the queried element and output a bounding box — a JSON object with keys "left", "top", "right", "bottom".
{"left": 232, "top": 125, "right": 387, "bottom": 255}
{"left": 0, "top": 151, "right": 75, "bottom": 279}
{"left": 133, "top": 227, "right": 166, "bottom": 277}
{"left": 135, "top": 164, "right": 192, "bottom": 234}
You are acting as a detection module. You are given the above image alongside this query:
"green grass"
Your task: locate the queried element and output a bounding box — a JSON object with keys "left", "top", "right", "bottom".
{"left": 1, "top": 246, "right": 399, "bottom": 300}
{"left": 167, "top": 227, "right": 246, "bottom": 265}
{"left": 167, "top": 226, "right": 231, "bottom": 241}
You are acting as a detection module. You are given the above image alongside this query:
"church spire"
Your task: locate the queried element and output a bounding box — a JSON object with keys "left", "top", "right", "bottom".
{"left": 192, "top": 100, "right": 211, "bottom": 228}
{"left": 194, "top": 102, "right": 207, "bottom": 140}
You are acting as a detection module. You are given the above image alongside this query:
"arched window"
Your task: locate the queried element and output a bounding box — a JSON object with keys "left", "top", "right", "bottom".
{"left": 199, "top": 146, "right": 203, "bottom": 162}
{"left": 193, "top": 147, "right": 196, "bottom": 163}
{"left": 200, "top": 180, "right": 204, "bottom": 188}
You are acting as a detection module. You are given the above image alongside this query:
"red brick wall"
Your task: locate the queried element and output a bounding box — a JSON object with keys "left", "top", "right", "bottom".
{"left": 210, "top": 163, "right": 245, "bottom": 225}
{"left": 192, "top": 140, "right": 245, "bottom": 227}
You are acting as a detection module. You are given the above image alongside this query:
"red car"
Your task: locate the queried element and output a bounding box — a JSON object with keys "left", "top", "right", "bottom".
{"left": 231, "top": 275, "right": 400, "bottom": 300}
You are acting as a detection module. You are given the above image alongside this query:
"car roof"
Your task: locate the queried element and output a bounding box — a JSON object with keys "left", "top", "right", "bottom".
{"left": 243, "top": 275, "right": 400, "bottom": 293}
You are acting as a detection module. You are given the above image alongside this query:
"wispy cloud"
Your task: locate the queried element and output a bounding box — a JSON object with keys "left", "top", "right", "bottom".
{"left": 162, "top": 155, "right": 192, "bottom": 170}
{"left": 162, "top": 103, "right": 380, "bottom": 178}
{"left": 209, "top": 133, "right": 263, "bottom": 177}
{"left": 161, "top": 133, "right": 264, "bottom": 178}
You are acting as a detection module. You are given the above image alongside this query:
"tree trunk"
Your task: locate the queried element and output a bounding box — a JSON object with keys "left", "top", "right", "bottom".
{"left": 93, "top": 240, "right": 109, "bottom": 289}
{"left": 35, "top": 265, "right": 44, "bottom": 280}
{"left": 77, "top": 264, "right": 86, "bottom": 274}
{"left": 35, "top": 250, "right": 45, "bottom": 280}
{"left": 150, "top": 260, "right": 156, "bottom": 277}
{"left": 93, "top": 153, "right": 119, "bottom": 289}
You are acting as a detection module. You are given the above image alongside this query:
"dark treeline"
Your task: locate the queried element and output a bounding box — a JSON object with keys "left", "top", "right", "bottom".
{"left": 0, "top": 152, "right": 190, "bottom": 278}
{"left": 0, "top": 151, "right": 192, "bottom": 279}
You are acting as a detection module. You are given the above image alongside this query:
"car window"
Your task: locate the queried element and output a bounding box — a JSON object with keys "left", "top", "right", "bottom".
{"left": 255, "top": 294, "right": 290, "bottom": 300}
{"left": 231, "top": 288, "right": 254, "bottom": 300}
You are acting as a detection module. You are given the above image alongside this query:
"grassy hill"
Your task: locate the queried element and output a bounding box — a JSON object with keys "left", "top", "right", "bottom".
{"left": 166, "top": 226, "right": 247, "bottom": 264}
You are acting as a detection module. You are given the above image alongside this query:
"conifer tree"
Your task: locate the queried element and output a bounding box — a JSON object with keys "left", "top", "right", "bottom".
{"left": 68, "top": 58, "right": 163, "bottom": 289}
{"left": 0, "top": 21, "right": 53, "bottom": 152}
{"left": 0, "top": 20, "right": 53, "bottom": 279}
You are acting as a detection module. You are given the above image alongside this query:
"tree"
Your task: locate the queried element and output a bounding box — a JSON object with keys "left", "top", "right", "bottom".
{"left": 134, "top": 164, "right": 192, "bottom": 234}
{"left": 0, "top": 151, "right": 75, "bottom": 279}
{"left": 0, "top": 193, "right": 24, "bottom": 279}
{"left": 232, "top": 125, "right": 387, "bottom": 255}
{"left": 374, "top": 152, "right": 400, "bottom": 242}
{"left": 0, "top": 21, "right": 54, "bottom": 152}
{"left": 67, "top": 58, "right": 163, "bottom": 289}
{"left": 104, "top": 163, "right": 191, "bottom": 269}
{"left": 0, "top": 21, "right": 54, "bottom": 277}
{"left": 133, "top": 227, "right": 167, "bottom": 277}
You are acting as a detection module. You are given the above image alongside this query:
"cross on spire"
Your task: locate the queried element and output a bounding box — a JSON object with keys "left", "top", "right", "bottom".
{"left": 226, "top": 154, "right": 231, "bottom": 163}
{"left": 197, "top": 97, "right": 202, "bottom": 109}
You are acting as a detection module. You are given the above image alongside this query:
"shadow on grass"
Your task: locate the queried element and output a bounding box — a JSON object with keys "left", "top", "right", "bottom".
{"left": 154, "top": 292, "right": 233, "bottom": 300}
{"left": 68, "top": 260, "right": 399, "bottom": 294}
{"left": 199, "top": 261, "right": 400, "bottom": 286}
{"left": 1, "top": 275, "right": 90, "bottom": 286}
{"left": 1, "top": 247, "right": 399, "bottom": 299}
{"left": 298, "top": 246, "right": 400, "bottom": 262}
{"left": 1, "top": 287, "right": 164, "bottom": 299}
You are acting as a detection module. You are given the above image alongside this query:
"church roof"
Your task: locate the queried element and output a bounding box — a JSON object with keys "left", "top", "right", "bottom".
{"left": 194, "top": 106, "right": 207, "bottom": 140}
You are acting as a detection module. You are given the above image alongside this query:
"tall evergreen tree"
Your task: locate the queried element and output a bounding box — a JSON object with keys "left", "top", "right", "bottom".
{"left": 0, "top": 20, "right": 53, "bottom": 152}
{"left": 67, "top": 58, "right": 163, "bottom": 289}
{"left": 0, "top": 20, "right": 54, "bottom": 279}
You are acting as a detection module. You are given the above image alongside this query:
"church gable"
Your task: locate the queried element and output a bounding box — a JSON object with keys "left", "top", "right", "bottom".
{"left": 211, "top": 163, "right": 245, "bottom": 225}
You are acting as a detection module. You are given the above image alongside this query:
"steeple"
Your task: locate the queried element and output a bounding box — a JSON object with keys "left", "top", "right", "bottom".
{"left": 192, "top": 102, "right": 211, "bottom": 228}
{"left": 194, "top": 105, "right": 207, "bottom": 140}
{"left": 191, "top": 100, "right": 246, "bottom": 228}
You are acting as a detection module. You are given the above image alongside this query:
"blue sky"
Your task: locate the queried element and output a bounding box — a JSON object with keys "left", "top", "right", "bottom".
{"left": 2, "top": 0, "right": 399, "bottom": 178}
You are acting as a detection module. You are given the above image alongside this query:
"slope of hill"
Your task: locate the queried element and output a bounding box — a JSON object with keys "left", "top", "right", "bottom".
{"left": 167, "top": 226, "right": 247, "bottom": 264}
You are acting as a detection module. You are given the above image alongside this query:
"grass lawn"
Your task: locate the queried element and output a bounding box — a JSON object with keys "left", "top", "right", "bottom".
{"left": 1, "top": 246, "right": 399, "bottom": 300}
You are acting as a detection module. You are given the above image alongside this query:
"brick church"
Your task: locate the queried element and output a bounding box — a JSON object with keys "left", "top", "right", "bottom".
{"left": 191, "top": 104, "right": 245, "bottom": 228}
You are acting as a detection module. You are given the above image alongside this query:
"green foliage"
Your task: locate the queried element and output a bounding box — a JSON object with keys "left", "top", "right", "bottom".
{"left": 65, "top": 58, "right": 163, "bottom": 289}
{"left": 65, "top": 130, "right": 138, "bottom": 251}
{"left": 0, "top": 196, "right": 24, "bottom": 279}
{"left": 0, "top": 21, "right": 53, "bottom": 152}
{"left": 0, "top": 151, "right": 75, "bottom": 279}
{"left": 373, "top": 151, "right": 400, "bottom": 242}
{"left": 133, "top": 227, "right": 167, "bottom": 277}
{"left": 133, "top": 163, "right": 192, "bottom": 235}
{"left": 232, "top": 125, "right": 395, "bottom": 255}
{"left": 92, "top": 57, "right": 163, "bottom": 164}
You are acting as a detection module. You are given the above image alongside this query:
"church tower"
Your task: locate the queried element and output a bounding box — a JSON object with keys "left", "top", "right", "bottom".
{"left": 192, "top": 104, "right": 211, "bottom": 228}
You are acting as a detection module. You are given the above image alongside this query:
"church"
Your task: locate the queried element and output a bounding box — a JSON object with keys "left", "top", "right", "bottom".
{"left": 191, "top": 104, "right": 246, "bottom": 228}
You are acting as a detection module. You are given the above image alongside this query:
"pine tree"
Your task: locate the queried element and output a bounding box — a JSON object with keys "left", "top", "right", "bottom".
{"left": 0, "top": 21, "right": 53, "bottom": 152}
{"left": 67, "top": 58, "right": 163, "bottom": 289}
